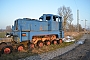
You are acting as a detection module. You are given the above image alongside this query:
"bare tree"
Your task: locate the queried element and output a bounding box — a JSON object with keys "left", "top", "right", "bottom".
{"left": 58, "top": 6, "right": 73, "bottom": 32}
{"left": 6, "top": 25, "right": 12, "bottom": 32}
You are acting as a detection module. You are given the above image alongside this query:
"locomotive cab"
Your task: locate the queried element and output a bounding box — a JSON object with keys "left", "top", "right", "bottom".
{"left": 39, "top": 14, "right": 63, "bottom": 31}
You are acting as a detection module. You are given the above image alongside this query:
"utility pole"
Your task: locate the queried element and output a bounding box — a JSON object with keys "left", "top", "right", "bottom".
{"left": 85, "top": 19, "right": 87, "bottom": 33}
{"left": 81, "top": 19, "right": 87, "bottom": 33}
{"left": 85, "top": 19, "right": 87, "bottom": 30}
{"left": 77, "top": 10, "right": 79, "bottom": 32}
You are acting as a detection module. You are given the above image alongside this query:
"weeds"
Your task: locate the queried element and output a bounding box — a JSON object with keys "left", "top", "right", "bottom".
{"left": 0, "top": 51, "right": 37, "bottom": 60}
{"left": 0, "top": 32, "right": 6, "bottom": 38}
{"left": 73, "top": 33, "right": 83, "bottom": 40}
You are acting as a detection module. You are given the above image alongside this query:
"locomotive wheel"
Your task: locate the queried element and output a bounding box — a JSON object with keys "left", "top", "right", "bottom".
{"left": 45, "top": 40, "right": 51, "bottom": 46}
{"left": 17, "top": 44, "right": 24, "bottom": 52}
{"left": 58, "top": 39, "right": 63, "bottom": 44}
{"left": 39, "top": 42, "right": 43, "bottom": 47}
{"left": 37, "top": 41, "right": 44, "bottom": 48}
{"left": 28, "top": 43, "right": 35, "bottom": 49}
{"left": 1, "top": 46, "right": 13, "bottom": 54}
{"left": 52, "top": 40, "right": 57, "bottom": 45}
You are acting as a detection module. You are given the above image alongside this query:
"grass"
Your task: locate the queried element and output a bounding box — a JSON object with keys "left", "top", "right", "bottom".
{"left": 32, "top": 42, "right": 74, "bottom": 54}
{"left": 0, "top": 42, "right": 74, "bottom": 60}
{"left": 0, "top": 32, "right": 6, "bottom": 38}
{"left": 0, "top": 51, "right": 37, "bottom": 60}
{"left": 0, "top": 32, "right": 83, "bottom": 60}
{"left": 73, "top": 33, "right": 83, "bottom": 40}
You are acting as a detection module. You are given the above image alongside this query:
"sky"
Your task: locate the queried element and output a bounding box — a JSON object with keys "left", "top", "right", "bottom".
{"left": 0, "top": 0, "right": 90, "bottom": 29}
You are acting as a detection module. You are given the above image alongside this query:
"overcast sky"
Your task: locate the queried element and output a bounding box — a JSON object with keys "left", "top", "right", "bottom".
{"left": 0, "top": 0, "right": 90, "bottom": 29}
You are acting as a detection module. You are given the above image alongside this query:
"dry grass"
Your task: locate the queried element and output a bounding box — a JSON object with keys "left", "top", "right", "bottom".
{"left": 0, "top": 51, "right": 37, "bottom": 60}
{"left": 32, "top": 42, "right": 74, "bottom": 54}
{"left": 64, "top": 32, "right": 83, "bottom": 37}
{"left": 65, "top": 32, "right": 83, "bottom": 40}
{"left": 73, "top": 32, "right": 83, "bottom": 40}
{"left": 0, "top": 32, "right": 6, "bottom": 38}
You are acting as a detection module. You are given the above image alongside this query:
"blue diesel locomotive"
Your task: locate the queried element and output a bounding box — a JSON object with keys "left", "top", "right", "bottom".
{"left": 12, "top": 14, "right": 64, "bottom": 48}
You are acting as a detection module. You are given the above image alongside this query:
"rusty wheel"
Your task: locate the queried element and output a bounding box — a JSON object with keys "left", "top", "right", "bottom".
{"left": 52, "top": 40, "right": 57, "bottom": 45}
{"left": 1, "top": 46, "right": 13, "bottom": 54}
{"left": 45, "top": 40, "right": 51, "bottom": 46}
{"left": 17, "top": 44, "right": 24, "bottom": 52}
{"left": 58, "top": 39, "right": 63, "bottom": 44}
{"left": 4, "top": 48, "right": 10, "bottom": 54}
{"left": 37, "top": 41, "right": 44, "bottom": 48}
{"left": 29, "top": 43, "right": 35, "bottom": 49}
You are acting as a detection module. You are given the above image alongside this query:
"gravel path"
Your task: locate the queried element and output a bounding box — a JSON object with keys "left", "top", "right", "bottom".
{"left": 19, "top": 34, "right": 88, "bottom": 60}
{"left": 51, "top": 34, "right": 90, "bottom": 60}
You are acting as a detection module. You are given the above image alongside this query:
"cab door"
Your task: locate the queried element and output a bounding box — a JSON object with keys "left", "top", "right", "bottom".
{"left": 21, "top": 32, "right": 30, "bottom": 41}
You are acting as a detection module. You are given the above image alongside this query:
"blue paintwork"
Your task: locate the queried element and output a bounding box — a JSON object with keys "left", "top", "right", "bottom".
{"left": 12, "top": 14, "right": 64, "bottom": 42}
